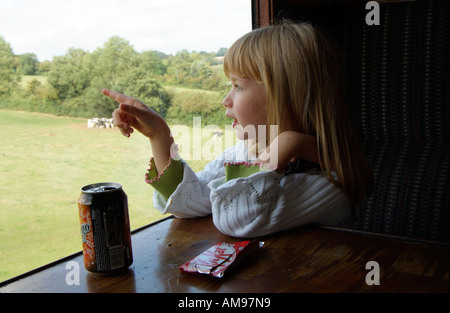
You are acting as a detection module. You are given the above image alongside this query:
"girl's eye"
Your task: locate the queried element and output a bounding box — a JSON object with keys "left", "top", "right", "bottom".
{"left": 234, "top": 84, "right": 242, "bottom": 91}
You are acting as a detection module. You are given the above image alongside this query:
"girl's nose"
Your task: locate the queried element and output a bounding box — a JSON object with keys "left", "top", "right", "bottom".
{"left": 222, "top": 91, "right": 232, "bottom": 108}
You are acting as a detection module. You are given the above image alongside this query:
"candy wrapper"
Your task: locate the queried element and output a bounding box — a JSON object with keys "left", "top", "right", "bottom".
{"left": 179, "top": 240, "right": 261, "bottom": 278}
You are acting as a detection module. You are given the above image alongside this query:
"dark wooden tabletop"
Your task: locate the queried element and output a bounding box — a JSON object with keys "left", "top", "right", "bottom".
{"left": 0, "top": 215, "right": 448, "bottom": 293}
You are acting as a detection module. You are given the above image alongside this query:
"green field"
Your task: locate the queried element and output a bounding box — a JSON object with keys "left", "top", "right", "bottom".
{"left": 0, "top": 109, "right": 235, "bottom": 282}
{"left": 20, "top": 75, "right": 48, "bottom": 87}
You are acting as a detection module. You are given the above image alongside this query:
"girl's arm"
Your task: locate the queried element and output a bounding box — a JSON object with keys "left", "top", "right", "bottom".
{"left": 209, "top": 169, "right": 350, "bottom": 238}
{"left": 145, "top": 138, "right": 348, "bottom": 238}
{"left": 256, "top": 131, "right": 319, "bottom": 170}
{"left": 102, "top": 89, "right": 173, "bottom": 174}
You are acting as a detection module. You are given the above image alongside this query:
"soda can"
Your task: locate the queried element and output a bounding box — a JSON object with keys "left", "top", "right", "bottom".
{"left": 78, "top": 182, "right": 133, "bottom": 274}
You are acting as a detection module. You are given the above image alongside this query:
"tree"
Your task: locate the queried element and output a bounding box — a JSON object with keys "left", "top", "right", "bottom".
{"left": 164, "top": 50, "right": 221, "bottom": 89}
{"left": 189, "top": 59, "right": 213, "bottom": 79}
{"left": 112, "top": 67, "right": 172, "bottom": 118}
{"left": 0, "top": 36, "right": 18, "bottom": 96}
{"left": 18, "top": 53, "right": 38, "bottom": 75}
{"left": 71, "top": 36, "right": 171, "bottom": 118}
{"left": 139, "top": 51, "right": 166, "bottom": 76}
{"left": 90, "top": 36, "right": 139, "bottom": 84}
{"left": 47, "top": 48, "right": 92, "bottom": 100}
{"left": 37, "top": 61, "right": 51, "bottom": 74}
{"left": 84, "top": 36, "right": 139, "bottom": 116}
{"left": 216, "top": 47, "right": 227, "bottom": 56}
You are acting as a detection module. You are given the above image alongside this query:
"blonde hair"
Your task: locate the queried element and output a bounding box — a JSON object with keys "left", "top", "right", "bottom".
{"left": 224, "top": 22, "right": 373, "bottom": 204}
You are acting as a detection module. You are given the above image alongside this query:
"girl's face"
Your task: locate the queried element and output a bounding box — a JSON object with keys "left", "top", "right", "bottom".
{"left": 223, "top": 75, "right": 267, "bottom": 140}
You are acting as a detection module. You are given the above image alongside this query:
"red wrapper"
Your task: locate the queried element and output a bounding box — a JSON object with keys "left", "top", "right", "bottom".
{"left": 179, "top": 240, "right": 257, "bottom": 278}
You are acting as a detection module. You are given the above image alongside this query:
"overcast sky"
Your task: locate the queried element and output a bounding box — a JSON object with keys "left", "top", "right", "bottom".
{"left": 0, "top": 0, "right": 252, "bottom": 62}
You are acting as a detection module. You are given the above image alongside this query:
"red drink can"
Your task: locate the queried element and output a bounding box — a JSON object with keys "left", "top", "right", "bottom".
{"left": 78, "top": 182, "right": 133, "bottom": 274}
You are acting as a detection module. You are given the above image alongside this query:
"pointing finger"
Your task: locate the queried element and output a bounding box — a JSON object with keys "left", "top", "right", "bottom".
{"left": 102, "top": 89, "right": 130, "bottom": 103}
{"left": 102, "top": 89, "right": 141, "bottom": 107}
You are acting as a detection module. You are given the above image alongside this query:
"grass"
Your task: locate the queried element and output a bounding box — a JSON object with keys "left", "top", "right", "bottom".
{"left": 163, "top": 84, "right": 219, "bottom": 96}
{"left": 20, "top": 75, "right": 48, "bottom": 87}
{"left": 0, "top": 109, "right": 236, "bottom": 282}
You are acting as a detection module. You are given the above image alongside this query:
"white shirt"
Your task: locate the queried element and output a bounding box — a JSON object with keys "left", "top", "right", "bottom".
{"left": 153, "top": 140, "right": 350, "bottom": 238}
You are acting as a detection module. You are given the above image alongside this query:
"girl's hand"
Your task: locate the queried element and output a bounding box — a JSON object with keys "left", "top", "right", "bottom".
{"left": 102, "top": 89, "right": 173, "bottom": 174}
{"left": 102, "top": 89, "right": 167, "bottom": 139}
{"left": 255, "top": 131, "right": 318, "bottom": 170}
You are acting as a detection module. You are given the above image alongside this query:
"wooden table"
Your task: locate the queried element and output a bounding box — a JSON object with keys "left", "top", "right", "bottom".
{"left": 0, "top": 215, "right": 448, "bottom": 294}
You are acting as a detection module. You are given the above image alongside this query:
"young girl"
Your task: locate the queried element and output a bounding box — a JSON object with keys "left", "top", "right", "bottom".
{"left": 102, "top": 22, "right": 373, "bottom": 238}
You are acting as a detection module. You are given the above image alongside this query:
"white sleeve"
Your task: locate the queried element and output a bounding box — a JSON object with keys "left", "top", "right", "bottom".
{"left": 152, "top": 157, "right": 223, "bottom": 218}
{"left": 208, "top": 170, "right": 350, "bottom": 238}
{"left": 153, "top": 141, "right": 251, "bottom": 218}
